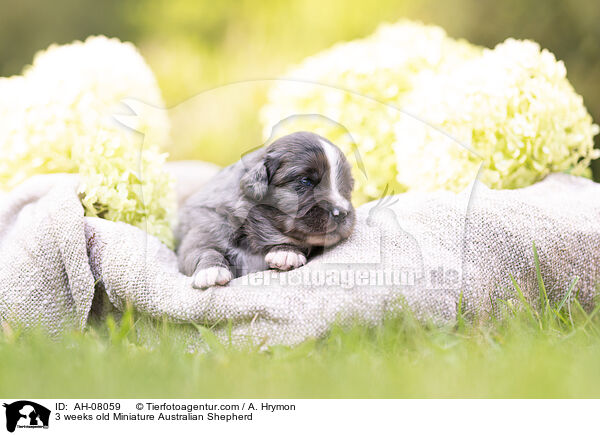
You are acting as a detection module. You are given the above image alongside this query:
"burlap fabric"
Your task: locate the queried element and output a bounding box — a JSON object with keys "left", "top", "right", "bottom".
{"left": 1, "top": 168, "right": 599, "bottom": 347}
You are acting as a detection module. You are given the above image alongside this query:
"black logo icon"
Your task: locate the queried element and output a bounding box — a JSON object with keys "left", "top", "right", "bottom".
{"left": 3, "top": 401, "right": 50, "bottom": 433}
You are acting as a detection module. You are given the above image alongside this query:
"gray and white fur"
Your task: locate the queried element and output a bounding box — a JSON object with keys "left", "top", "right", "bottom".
{"left": 176, "top": 131, "right": 356, "bottom": 289}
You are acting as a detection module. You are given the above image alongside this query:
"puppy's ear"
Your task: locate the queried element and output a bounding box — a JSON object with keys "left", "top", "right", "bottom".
{"left": 240, "top": 160, "right": 269, "bottom": 201}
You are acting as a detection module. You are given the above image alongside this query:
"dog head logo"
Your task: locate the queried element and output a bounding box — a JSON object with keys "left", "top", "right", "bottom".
{"left": 3, "top": 401, "right": 50, "bottom": 432}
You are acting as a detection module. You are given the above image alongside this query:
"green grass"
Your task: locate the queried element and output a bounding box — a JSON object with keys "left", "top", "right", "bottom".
{"left": 2, "top": 245, "right": 600, "bottom": 398}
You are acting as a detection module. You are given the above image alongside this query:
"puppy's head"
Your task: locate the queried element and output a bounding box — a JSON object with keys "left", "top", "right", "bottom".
{"left": 240, "top": 132, "right": 355, "bottom": 247}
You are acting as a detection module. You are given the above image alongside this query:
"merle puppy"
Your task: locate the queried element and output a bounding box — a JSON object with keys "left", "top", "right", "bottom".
{"left": 176, "top": 131, "right": 355, "bottom": 289}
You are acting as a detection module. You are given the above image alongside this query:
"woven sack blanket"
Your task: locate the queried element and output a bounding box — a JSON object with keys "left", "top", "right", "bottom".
{"left": 1, "top": 169, "right": 599, "bottom": 346}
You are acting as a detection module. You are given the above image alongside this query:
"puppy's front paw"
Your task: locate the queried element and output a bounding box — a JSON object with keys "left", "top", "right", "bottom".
{"left": 193, "top": 266, "right": 233, "bottom": 289}
{"left": 265, "top": 250, "right": 307, "bottom": 271}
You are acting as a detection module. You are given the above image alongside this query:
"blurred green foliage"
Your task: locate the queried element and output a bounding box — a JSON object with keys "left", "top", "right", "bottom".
{"left": 1, "top": 0, "right": 598, "bottom": 178}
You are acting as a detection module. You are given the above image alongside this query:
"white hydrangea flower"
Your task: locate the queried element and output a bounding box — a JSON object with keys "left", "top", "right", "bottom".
{"left": 395, "top": 38, "right": 600, "bottom": 192}
{"left": 0, "top": 36, "right": 175, "bottom": 247}
{"left": 261, "top": 20, "right": 482, "bottom": 204}
{"left": 262, "top": 21, "right": 599, "bottom": 203}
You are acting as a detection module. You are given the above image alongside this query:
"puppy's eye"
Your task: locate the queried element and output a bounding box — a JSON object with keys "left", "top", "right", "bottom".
{"left": 299, "top": 177, "right": 314, "bottom": 187}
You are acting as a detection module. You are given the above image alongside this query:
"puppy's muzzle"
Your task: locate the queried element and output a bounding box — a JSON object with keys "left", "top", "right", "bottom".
{"left": 320, "top": 201, "right": 349, "bottom": 224}
{"left": 330, "top": 206, "right": 348, "bottom": 223}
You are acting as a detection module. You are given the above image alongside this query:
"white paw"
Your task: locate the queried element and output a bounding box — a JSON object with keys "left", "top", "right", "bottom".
{"left": 265, "top": 250, "right": 307, "bottom": 271}
{"left": 193, "top": 266, "right": 233, "bottom": 289}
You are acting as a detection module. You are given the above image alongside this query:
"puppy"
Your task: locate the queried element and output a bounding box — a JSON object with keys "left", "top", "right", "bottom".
{"left": 176, "top": 131, "right": 356, "bottom": 289}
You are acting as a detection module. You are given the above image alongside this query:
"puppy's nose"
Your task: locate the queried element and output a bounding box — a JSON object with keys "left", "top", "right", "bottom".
{"left": 330, "top": 207, "right": 348, "bottom": 223}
